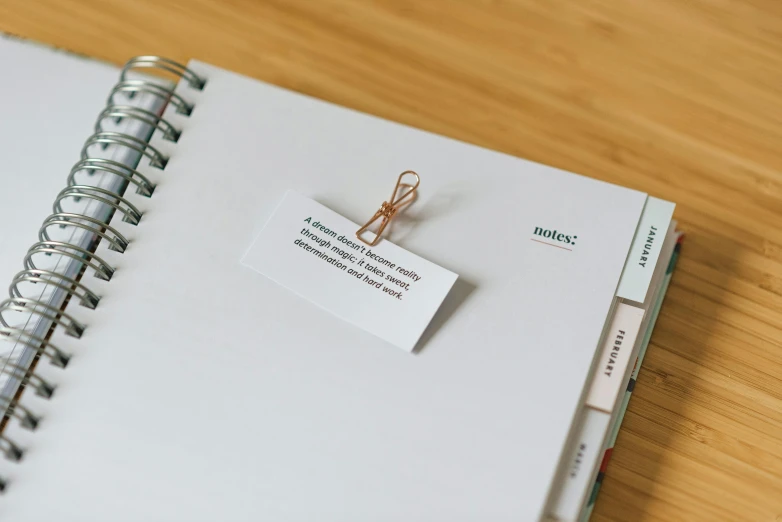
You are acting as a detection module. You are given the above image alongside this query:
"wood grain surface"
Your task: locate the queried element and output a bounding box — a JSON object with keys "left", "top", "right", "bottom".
{"left": 1, "top": 1, "right": 781, "bottom": 520}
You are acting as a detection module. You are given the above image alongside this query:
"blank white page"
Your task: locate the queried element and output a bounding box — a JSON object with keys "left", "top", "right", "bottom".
{"left": 2, "top": 61, "right": 647, "bottom": 522}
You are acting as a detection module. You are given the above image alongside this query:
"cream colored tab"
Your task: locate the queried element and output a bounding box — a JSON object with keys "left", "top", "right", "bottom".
{"left": 586, "top": 303, "right": 644, "bottom": 413}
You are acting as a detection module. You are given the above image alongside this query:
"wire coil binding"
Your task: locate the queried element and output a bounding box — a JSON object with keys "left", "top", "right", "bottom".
{"left": 0, "top": 57, "right": 204, "bottom": 478}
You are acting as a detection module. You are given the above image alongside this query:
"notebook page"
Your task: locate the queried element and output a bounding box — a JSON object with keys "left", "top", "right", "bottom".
{"left": 0, "top": 36, "right": 164, "bottom": 403}
{"left": 0, "top": 35, "right": 119, "bottom": 280}
{"left": 0, "top": 36, "right": 120, "bottom": 397}
{"left": 2, "top": 61, "right": 646, "bottom": 522}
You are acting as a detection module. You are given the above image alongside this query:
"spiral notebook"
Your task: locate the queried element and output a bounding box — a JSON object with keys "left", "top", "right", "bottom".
{"left": 0, "top": 35, "right": 679, "bottom": 522}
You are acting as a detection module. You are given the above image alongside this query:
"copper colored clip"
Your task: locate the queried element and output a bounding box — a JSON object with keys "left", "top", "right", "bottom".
{"left": 356, "top": 171, "right": 420, "bottom": 246}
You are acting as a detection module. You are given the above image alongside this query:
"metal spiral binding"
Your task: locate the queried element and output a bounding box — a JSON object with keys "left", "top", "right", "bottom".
{"left": 0, "top": 328, "right": 71, "bottom": 369}
{"left": 108, "top": 81, "right": 194, "bottom": 116}
{"left": 54, "top": 186, "right": 143, "bottom": 226}
{"left": 0, "top": 362, "right": 55, "bottom": 399}
{"left": 0, "top": 57, "right": 204, "bottom": 473}
{"left": 95, "top": 106, "right": 181, "bottom": 143}
{"left": 68, "top": 158, "right": 157, "bottom": 198}
{"left": 39, "top": 213, "right": 130, "bottom": 253}
{"left": 81, "top": 132, "right": 169, "bottom": 169}
{"left": 0, "top": 436, "right": 23, "bottom": 462}
{"left": 10, "top": 269, "right": 101, "bottom": 310}
{"left": 0, "top": 299, "right": 86, "bottom": 339}
{"left": 25, "top": 241, "right": 116, "bottom": 282}
{"left": 121, "top": 56, "right": 206, "bottom": 90}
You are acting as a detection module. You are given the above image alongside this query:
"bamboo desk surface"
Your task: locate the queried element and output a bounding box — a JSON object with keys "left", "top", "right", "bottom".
{"left": 2, "top": 1, "right": 781, "bottom": 520}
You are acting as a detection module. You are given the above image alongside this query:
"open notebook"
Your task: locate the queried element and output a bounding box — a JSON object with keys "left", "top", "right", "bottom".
{"left": 0, "top": 35, "right": 680, "bottom": 522}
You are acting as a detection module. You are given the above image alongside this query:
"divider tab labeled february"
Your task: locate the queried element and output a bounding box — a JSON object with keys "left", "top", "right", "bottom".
{"left": 241, "top": 190, "right": 458, "bottom": 352}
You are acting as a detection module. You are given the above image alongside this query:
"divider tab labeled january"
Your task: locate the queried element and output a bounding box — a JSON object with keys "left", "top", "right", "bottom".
{"left": 616, "top": 197, "right": 675, "bottom": 303}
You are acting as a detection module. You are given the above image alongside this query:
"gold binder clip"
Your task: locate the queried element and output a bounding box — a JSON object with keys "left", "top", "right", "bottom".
{"left": 356, "top": 170, "right": 420, "bottom": 246}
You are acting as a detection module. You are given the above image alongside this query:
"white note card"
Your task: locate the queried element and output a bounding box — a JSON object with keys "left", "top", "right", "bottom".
{"left": 242, "top": 191, "right": 458, "bottom": 352}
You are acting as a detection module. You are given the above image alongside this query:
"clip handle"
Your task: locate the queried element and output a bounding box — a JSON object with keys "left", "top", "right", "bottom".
{"left": 356, "top": 171, "right": 419, "bottom": 246}
{"left": 388, "top": 171, "right": 420, "bottom": 207}
{"left": 356, "top": 208, "right": 391, "bottom": 247}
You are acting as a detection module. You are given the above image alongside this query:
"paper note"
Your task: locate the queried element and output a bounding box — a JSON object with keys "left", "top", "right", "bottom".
{"left": 241, "top": 191, "right": 458, "bottom": 352}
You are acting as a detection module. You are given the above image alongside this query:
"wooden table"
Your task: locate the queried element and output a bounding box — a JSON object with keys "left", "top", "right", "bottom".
{"left": 2, "top": 1, "right": 780, "bottom": 520}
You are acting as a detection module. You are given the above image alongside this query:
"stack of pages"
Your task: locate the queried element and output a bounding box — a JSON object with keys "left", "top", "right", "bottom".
{"left": 0, "top": 35, "right": 680, "bottom": 521}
